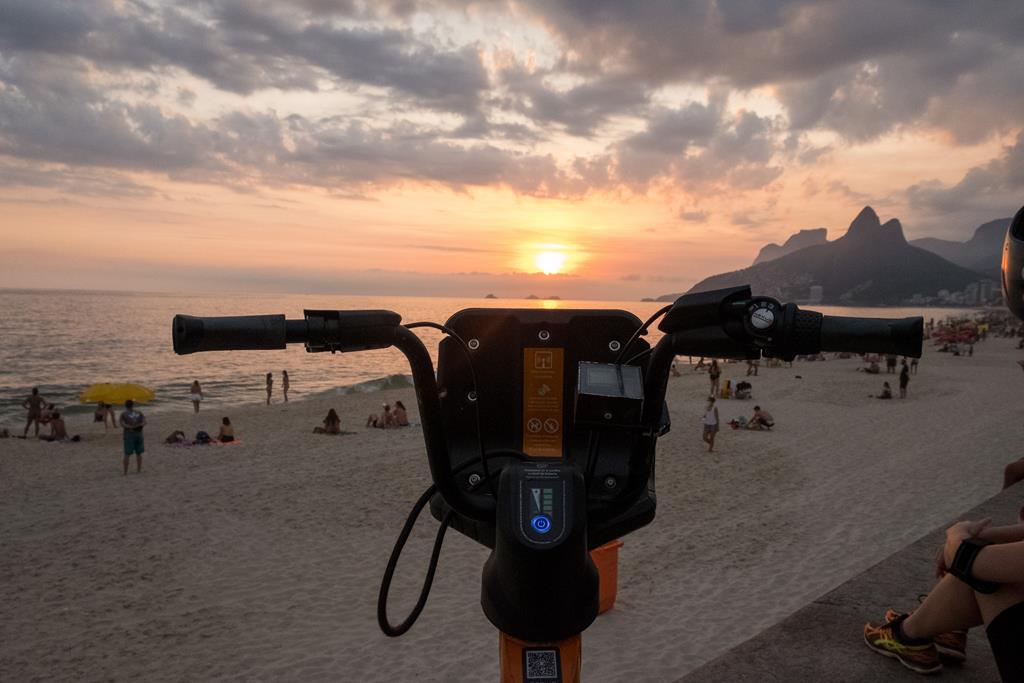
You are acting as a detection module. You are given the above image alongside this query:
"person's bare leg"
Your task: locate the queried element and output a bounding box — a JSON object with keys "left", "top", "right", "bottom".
{"left": 123, "top": 456, "right": 129, "bottom": 475}
{"left": 193, "top": 401, "right": 199, "bottom": 414}
{"left": 1004, "top": 459, "right": 1024, "bottom": 489}
{"left": 23, "top": 417, "right": 31, "bottom": 438}
{"left": 708, "top": 431, "right": 716, "bottom": 452}
{"left": 902, "top": 574, "right": 983, "bottom": 639}
{"left": 136, "top": 454, "right": 142, "bottom": 473}
{"left": 975, "top": 583, "right": 1024, "bottom": 625}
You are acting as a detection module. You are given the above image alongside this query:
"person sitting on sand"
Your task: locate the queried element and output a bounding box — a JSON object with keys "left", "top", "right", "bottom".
{"left": 701, "top": 396, "right": 719, "bottom": 452}
{"left": 164, "top": 430, "right": 188, "bottom": 445}
{"left": 39, "top": 411, "right": 79, "bottom": 442}
{"left": 366, "top": 403, "right": 392, "bottom": 429}
{"left": 862, "top": 516, "right": 1024, "bottom": 678}
{"left": 392, "top": 400, "right": 410, "bottom": 427}
{"left": 94, "top": 401, "right": 117, "bottom": 430}
{"left": 39, "top": 403, "right": 56, "bottom": 426}
{"left": 872, "top": 381, "right": 893, "bottom": 399}
{"left": 217, "top": 417, "right": 234, "bottom": 443}
{"left": 746, "top": 405, "right": 774, "bottom": 430}
{"left": 315, "top": 409, "right": 342, "bottom": 434}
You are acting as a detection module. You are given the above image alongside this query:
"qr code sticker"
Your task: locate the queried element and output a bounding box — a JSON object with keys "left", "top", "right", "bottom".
{"left": 525, "top": 649, "right": 559, "bottom": 679}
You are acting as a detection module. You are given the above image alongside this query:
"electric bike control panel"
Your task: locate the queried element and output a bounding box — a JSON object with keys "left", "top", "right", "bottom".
{"left": 516, "top": 466, "right": 570, "bottom": 546}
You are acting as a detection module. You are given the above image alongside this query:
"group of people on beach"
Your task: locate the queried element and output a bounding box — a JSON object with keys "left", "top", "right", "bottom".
{"left": 189, "top": 372, "right": 291, "bottom": 413}
{"left": 365, "top": 401, "right": 410, "bottom": 429}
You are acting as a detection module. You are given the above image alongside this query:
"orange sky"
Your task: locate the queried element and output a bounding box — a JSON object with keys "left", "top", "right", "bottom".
{"left": 1, "top": 2, "right": 1022, "bottom": 299}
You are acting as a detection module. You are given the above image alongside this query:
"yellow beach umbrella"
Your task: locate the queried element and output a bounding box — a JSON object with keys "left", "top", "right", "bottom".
{"left": 79, "top": 383, "right": 156, "bottom": 405}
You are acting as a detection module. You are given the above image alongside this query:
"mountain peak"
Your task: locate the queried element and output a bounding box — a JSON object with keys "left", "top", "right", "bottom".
{"left": 752, "top": 227, "right": 828, "bottom": 265}
{"left": 843, "top": 206, "right": 881, "bottom": 238}
{"left": 879, "top": 218, "right": 908, "bottom": 246}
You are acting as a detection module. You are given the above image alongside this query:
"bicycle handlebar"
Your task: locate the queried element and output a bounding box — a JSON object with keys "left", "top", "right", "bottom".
{"left": 171, "top": 289, "right": 923, "bottom": 527}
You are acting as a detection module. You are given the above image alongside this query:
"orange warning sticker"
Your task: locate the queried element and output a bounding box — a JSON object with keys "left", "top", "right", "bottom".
{"left": 522, "top": 347, "right": 564, "bottom": 458}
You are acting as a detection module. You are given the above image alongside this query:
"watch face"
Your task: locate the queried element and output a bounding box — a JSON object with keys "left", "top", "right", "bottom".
{"left": 750, "top": 307, "right": 775, "bottom": 330}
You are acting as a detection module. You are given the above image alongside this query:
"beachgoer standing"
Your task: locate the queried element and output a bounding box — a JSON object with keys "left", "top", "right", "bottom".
{"left": 899, "top": 361, "right": 910, "bottom": 399}
{"left": 94, "top": 401, "right": 116, "bottom": 430}
{"left": 886, "top": 354, "right": 898, "bottom": 374}
{"left": 708, "top": 360, "right": 721, "bottom": 397}
{"left": 910, "top": 357, "right": 919, "bottom": 375}
{"left": 282, "top": 370, "right": 290, "bottom": 402}
{"left": 119, "top": 400, "right": 146, "bottom": 475}
{"left": 21, "top": 387, "right": 46, "bottom": 437}
{"left": 702, "top": 397, "right": 719, "bottom": 452}
{"left": 190, "top": 380, "right": 203, "bottom": 414}
{"left": 265, "top": 372, "right": 273, "bottom": 405}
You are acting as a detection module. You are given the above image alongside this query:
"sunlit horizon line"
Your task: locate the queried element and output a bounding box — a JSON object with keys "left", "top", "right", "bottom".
{"left": 0, "top": 285, "right": 664, "bottom": 304}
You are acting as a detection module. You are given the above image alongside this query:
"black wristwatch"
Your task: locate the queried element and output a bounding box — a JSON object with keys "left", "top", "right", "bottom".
{"left": 949, "top": 537, "right": 999, "bottom": 594}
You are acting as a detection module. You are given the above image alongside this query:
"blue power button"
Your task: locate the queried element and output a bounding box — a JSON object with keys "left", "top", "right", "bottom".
{"left": 530, "top": 515, "right": 552, "bottom": 534}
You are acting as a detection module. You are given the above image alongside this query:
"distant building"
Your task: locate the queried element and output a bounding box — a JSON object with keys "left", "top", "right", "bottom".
{"left": 964, "top": 282, "right": 979, "bottom": 306}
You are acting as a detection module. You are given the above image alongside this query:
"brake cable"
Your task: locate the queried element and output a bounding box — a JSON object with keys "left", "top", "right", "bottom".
{"left": 377, "top": 449, "right": 528, "bottom": 637}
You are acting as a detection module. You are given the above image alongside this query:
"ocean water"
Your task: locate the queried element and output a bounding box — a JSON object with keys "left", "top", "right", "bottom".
{"left": 0, "top": 289, "right": 978, "bottom": 426}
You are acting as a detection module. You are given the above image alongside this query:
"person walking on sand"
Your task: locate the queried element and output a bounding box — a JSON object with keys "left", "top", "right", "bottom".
{"left": 190, "top": 380, "right": 203, "bottom": 414}
{"left": 21, "top": 387, "right": 46, "bottom": 437}
{"left": 910, "top": 357, "right": 919, "bottom": 374}
{"left": 886, "top": 353, "right": 898, "bottom": 374}
{"left": 899, "top": 361, "right": 910, "bottom": 399}
{"left": 708, "top": 360, "right": 721, "bottom": 397}
{"left": 119, "top": 400, "right": 146, "bottom": 475}
{"left": 282, "top": 370, "right": 290, "bottom": 402}
{"left": 701, "top": 396, "right": 719, "bottom": 452}
{"left": 265, "top": 372, "right": 273, "bottom": 405}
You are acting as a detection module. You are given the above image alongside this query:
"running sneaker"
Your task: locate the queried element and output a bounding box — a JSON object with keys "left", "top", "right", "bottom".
{"left": 887, "top": 607, "right": 969, "bottom": 662}
{"left": 933, "top": 629, "right": 968, "bottom": 662}
{"left": 864, "top": 617, "right": 942, "bottom": 675}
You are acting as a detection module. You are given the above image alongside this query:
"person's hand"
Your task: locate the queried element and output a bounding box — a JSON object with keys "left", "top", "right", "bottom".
{"left": 941, "top": 518, "right": 992, "bottom": 572}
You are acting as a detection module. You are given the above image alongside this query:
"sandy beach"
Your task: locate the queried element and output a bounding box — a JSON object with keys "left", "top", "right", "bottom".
{"left": 1, "top": 336, "right": 1020, "bottom": 682}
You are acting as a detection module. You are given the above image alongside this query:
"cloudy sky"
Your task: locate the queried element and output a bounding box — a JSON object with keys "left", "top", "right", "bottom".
{"left": 1, "top": 0, "right": 1023, "bottom": 299}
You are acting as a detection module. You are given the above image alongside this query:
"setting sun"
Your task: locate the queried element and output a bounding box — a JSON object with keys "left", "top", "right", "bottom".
{"left": 535, "top": 250, "right": 567, "bottom": 275}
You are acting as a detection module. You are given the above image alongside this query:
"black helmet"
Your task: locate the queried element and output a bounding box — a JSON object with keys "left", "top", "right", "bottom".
{"left": 1002, "top": 205, "right": 1024, "bottom": 319}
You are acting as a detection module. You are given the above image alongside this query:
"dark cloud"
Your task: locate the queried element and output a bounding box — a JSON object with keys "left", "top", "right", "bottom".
{"left": 499, "top": 67, "right": 650, "bottom": 136}
{"left": 614, "top": 102, "right": 782, "bottom": 192}
{"left": 907, "top": 133, "right": 1024, "bottom": 216}
{"left": 0, "top": 0, "right": 489, "bottom": 112}
{"left": 516, "top": 0, "right": 1024, "bottom": 142}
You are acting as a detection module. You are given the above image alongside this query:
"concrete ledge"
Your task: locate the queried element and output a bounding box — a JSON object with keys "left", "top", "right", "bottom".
{"left": 679, "top": 483, "right": 1022, "bottom": 682}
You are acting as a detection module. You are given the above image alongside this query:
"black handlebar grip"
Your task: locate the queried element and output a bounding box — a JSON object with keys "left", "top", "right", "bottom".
{"left": 173, "top": 314, "right": 304, "bottom": 355}
{"left": 819, "top": 315, "right": 923, "bottom": 358}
